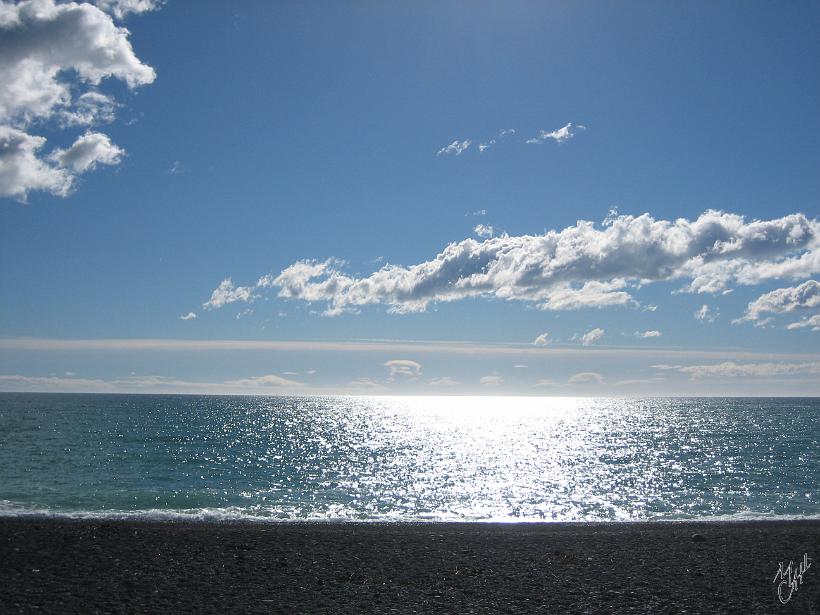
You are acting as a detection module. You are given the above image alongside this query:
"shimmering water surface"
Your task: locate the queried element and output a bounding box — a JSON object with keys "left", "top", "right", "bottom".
{"left": 0, "top": 394, "right": 818, "bottom": 522}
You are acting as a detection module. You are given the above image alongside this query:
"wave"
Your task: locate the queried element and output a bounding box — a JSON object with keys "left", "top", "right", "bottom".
{"left": 2, "top": 501, "right": 819, "bottom": 524}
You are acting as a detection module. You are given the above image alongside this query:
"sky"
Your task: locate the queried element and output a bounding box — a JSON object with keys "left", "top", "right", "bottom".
{"left": 0, "top": 0, "right": 818, "bottom": 396}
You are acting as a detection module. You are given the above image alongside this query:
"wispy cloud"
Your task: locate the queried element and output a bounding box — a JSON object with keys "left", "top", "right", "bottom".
{"left": 429, "top": 376, "right": 459, "bottom": 387}
{"left": 577, "top": 327, "right": 604, "bottom": 346}
{"left": 0, "top": 372, "right": 304, "bottom": 394}
{"left": 179, "top": 312, "right": 198, "bottom": 321}
{"left": 526, "top": 122, "right": 583, "bottom": 145}
{"left": 657, "top": 361, "right": 820, "bottom": 380}
{"left": 532, "top": 332, "right": 551, "bottom": 346}
{"left": 568, "top": 371, "right": 603, "bottom": 384}
{"left": 227, "top": 210, "right": 818, "bottom": 317}
{"left": 478, "top": 128, "right": 515, "bottom": 153}
{"left": 480, "top": 374, "right": 504, "bottom": 386}
{"left": 694, "top": 304, "right": 718, "bottom": 323}
{"left": 3, "top": 337, "right": 817, "bottom": 362}
{"left": 785, "top": 314, "right": 820, "bottom": 331}
{"left": 436, "top": 139, "right": 471, "bottom": 156}
{"left": 636, "top": 330, "right": 662, "bottom": 338}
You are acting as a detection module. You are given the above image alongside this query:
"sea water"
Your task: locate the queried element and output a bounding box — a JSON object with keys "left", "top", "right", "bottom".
{"left": 0, "top": 394, "right": 817, "bottom": 522}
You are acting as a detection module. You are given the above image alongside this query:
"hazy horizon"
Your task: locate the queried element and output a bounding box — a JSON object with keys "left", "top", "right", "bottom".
{"left": 1, "top": 1, "right": 818, "bottom": 397}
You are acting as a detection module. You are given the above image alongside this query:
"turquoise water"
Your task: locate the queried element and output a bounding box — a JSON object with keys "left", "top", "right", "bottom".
{"left": 0, "top": 394, "right": 818, "bottom": 522}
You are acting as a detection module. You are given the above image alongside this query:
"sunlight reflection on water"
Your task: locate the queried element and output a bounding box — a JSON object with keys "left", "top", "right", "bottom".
{"left": 0, "top": 394, "right": 818, "bottom": 522}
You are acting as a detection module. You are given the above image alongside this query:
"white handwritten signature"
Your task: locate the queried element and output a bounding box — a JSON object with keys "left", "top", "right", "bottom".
{"left": 772, "top": 553, "right": 812, "bottom": 604}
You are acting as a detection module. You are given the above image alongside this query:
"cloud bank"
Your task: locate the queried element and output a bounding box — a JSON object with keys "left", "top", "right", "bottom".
{"left": 0, "top": 0, "right": 156, "bottom": 200}
{"left": 206, "top": 210, "right": 819, "bottom": 317}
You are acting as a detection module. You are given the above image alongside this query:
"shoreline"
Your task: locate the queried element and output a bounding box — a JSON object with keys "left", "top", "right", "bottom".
{"left": 2, "top": 518, "right": 818, "bottom": 613}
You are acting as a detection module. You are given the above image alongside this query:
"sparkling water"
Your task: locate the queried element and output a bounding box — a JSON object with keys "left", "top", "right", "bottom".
{"left": 0, "top": 394, "right": 817, "bottom": 522}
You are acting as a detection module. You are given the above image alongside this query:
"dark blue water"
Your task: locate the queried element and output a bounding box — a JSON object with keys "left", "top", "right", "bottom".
{"left": 0, "top": 394, "right": 817, "bottom": 522}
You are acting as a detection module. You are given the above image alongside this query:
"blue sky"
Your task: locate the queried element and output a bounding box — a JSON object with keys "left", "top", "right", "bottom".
{"left": 0, "top": 0, "right": 818, "bottom": 395}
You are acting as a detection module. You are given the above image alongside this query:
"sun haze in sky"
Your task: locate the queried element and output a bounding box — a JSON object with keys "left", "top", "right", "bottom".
{"left": 0, "top": 1, "right": 818, "bottom": 396}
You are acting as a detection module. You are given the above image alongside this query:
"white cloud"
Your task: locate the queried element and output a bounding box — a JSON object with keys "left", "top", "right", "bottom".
{"left": 429, "top": 376, "right": 459, "bottom": 386}
{"left": 179, "top": 312, "right": 197, "bottom": 321}
{"left": 786, "top": 314, "right": 820, "bottom": 331}
{"left": 480, "top": 375, "right": 504, "bottom": 386}
{"left": 665, "top": 361, "right": 820, "bottom": 380}
{"left": 568, "top": 371, "right": 603, "bottom": 384}
{"left": 94, "top": 0, "right": 163, "bottom": 19}
{"left": 636, "top": 330, "right": 662, "bottom": 338}
{"left": 532, "top": 332, "right": 551, "bottom": 346}
{"left": 436, "top": 139, "right": 471, "bottom": 156}
{"left": 59, "top": 91, "right": 117, "bottom": 127}
{"left": 347, "top": 377, "right": 384, "bottom": 390}
{"left": 694, "top": 304, "right": 718, "bottom": 323}
{"left": 479, "top": 128, "right": 515, "bottom": 152}
{"left": 526, "top": 122, "right": 582, "bottom": 145}
{"left": 579, "top": 327, "right": 605, "bottom": 346}
{"left": 227, "top": 211, "right": 818, "bottom": 317}
{"left": 535, "top": 378, "right": 556, "bottom": 386}
{"left": 223, "top": 374, "right": 304, "bottom": 388}
{"left": 473, "top": 224, "right": 494, "bottom": 238}
{"left": 0, "top": 126, "right": 72, "bottom": 198}
{"left": 0, "top": 0, "right": 155, "bottom": 200}
{"left": 49, "top": 131, "right": 124, "bottom": 173}
{"left": 202, "top": 278, "right": 256, "bottom": 310}
{"left": 736, "top": 280, "right": 820, "bottom": 325}
{"left": 0, "top": 372, "right": 304, "bottom": 394}
{"left": 384, "top": 359, "right": 422, "bottom": 381}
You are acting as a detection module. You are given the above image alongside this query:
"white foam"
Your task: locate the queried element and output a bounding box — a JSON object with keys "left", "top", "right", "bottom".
{"left": 1, "top": 500, "right": 818, "bottom": 524}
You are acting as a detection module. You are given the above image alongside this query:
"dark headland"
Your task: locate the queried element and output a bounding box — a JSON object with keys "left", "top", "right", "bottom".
{"left": 1, "top": 518, "right": 818, "bottom": 614}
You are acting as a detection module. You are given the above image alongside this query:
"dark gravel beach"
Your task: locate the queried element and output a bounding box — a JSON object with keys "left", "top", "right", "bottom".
{"left": 1, "top": 518, "right": 818, "bottom": 614}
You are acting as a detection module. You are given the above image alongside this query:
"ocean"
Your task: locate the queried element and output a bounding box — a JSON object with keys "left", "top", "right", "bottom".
{"left": 0, "top": 393, "right": 817, "bottom": 522}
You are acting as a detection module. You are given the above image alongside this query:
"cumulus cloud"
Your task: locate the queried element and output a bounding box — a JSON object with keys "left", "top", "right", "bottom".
{"left": 578, "top": 327, "right": 605, "bottom": 346}
{"left": 736, "top": 280, "right": 820, "bottom": 326}
{"left": 0, "top": 126, "right": 72, "bottom": 198}
{"left": 473, "top": 224, "right": 494, "bottom": 238}
{"left": 49, "top": 131, "right": 124, "bottom": 173}
{"left": 0, "top": 0, "right": 155, "bottom": 200}
{"left": 568, "top": 372, "right": 603, "bottom": 384}
{"left": 436, "top": 139, "right": 471, "bottom": 156}
{"left": 59, "top": 91, "right": 117, "bottom": 127}
{"left": 206, "top": 210, "right": 820, "bottom": 317}
{"left": 384, "top": 359, "right": 422, "bottom": 381}
{"left": 526, "top": 122, "right": 582, "bottom": 145}
{"left": 636, "top": 330, "right": 662, "bottom": 338}
{"left": 179, "top": 312, "right": 197, "bottom": 321}
{"left": 532, "top": 332, "right": 551, "bottom": 346}
{"left": 94, "top": 0, "right": 162, "bottom": 19}
{"left": 202, "top": 278, "right": 256, "bottom": 310}
{"left": 694, "top": 304, "right": 718, "bottom": 323}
